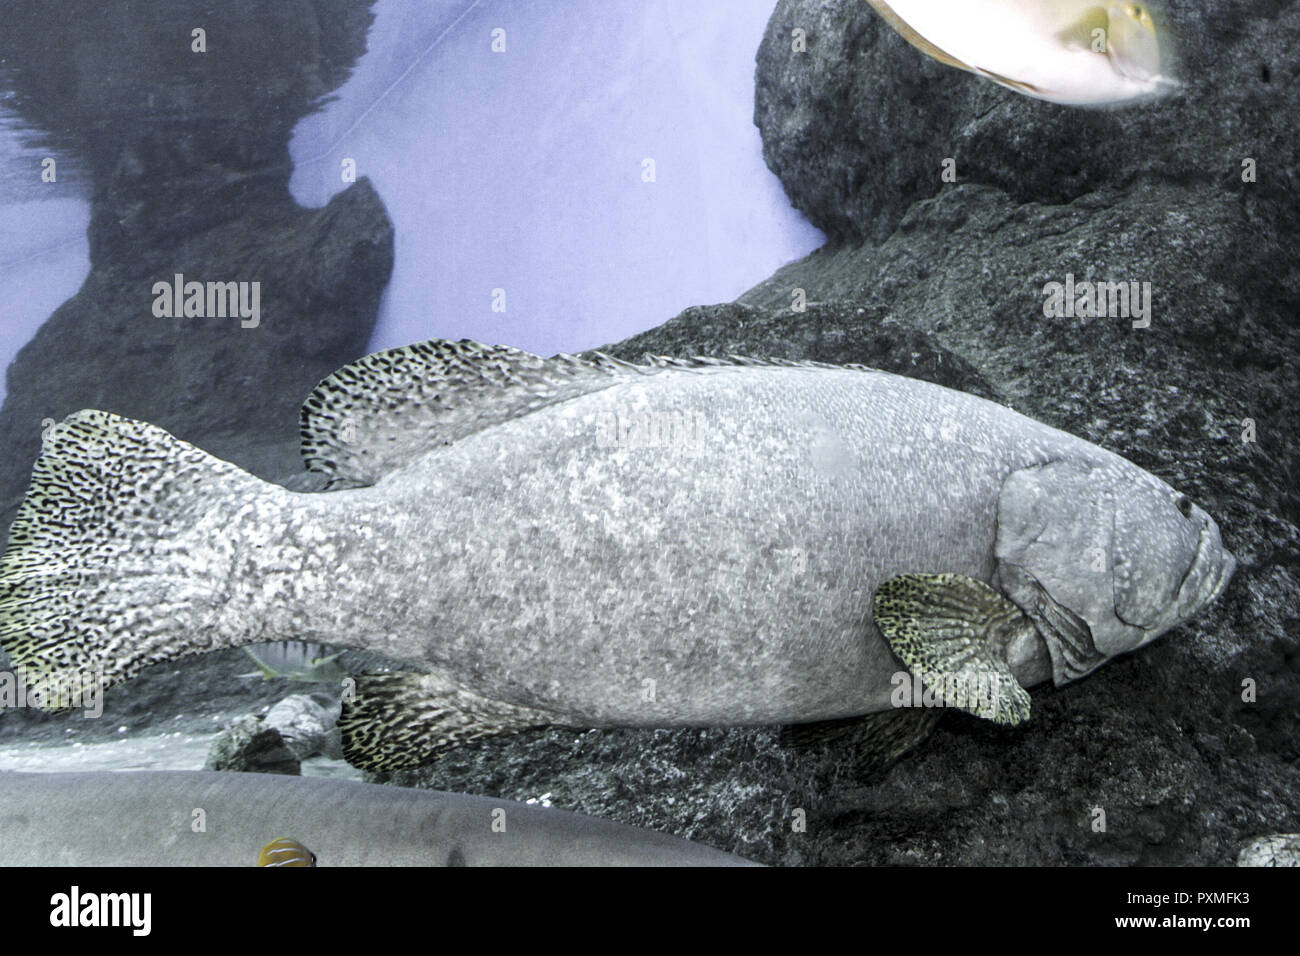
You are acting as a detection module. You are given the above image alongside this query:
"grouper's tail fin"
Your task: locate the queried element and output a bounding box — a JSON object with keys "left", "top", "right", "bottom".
{"left": 0, "top": 410, "right": 270, "bottom": 706}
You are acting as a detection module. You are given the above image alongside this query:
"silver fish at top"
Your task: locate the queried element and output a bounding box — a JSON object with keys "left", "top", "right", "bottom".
{"left": 865, "top": 0, "right": 1177, "bottom": 105}
{"left": 0, "top": 340, "right": 1233, "bottom": 771}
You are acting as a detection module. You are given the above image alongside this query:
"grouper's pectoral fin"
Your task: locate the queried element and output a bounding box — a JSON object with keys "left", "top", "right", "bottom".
{"left": 339, "top": 671, "right": 556, "bottom": 772}
{"left": 872, "top": 573, "right": 1035, "bottom": 726}
{"left": 781, "top": 708, "right": 944, "bottom": 774}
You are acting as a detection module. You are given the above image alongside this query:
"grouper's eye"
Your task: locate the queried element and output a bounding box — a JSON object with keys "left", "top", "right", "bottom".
{"left": 1176, "top": 495, "right": 1193, "bottom": 519}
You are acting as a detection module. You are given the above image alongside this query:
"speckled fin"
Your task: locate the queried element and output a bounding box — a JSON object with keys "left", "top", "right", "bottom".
{"left": 338, "top": 670, "right": 557, "bottom": 772}
{"left": 301, "top": 338, "right": 878, "bottom": 489}
{"left": 864, "top": 0, "right": 979, "bottom": 73}
{"left": 872, "top": 573, "right": 1034, "bottom": 726}
{"left": 781, "top": 708, "right": 943, "bottom": 773}
{"left": 299, "top": 339, "right": 639, "bottom": 488}
{"left": 0, "top": 409, "right": 269, "bottom": 702}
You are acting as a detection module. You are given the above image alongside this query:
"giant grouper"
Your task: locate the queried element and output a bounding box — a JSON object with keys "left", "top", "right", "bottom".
{"left": 0, "top": 339, "right": 1235, "bottom": 771}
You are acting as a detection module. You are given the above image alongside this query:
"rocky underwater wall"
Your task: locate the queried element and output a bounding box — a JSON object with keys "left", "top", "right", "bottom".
{"left": 397, "top": 0, "right": 1300, "bottom": 865}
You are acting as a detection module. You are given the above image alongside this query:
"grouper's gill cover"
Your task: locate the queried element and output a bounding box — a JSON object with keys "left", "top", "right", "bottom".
{"left": 995, "top": 456, "right": 1236, "bottom": 671}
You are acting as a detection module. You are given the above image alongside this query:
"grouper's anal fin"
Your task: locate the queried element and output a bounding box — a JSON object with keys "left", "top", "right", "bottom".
{"left": 299, "top": 339, "right": 647, "bottom": 489}
{"left": 338, "top": 670, "right": 558, "bottom": 772}
{"left": 872, "top": 573, "right": 1035, "bottom": 726}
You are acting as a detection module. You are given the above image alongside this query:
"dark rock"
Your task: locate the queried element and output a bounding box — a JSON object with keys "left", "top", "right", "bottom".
{"left": 593, "top": 301, "right": 999, "bottom": 401}
{"left": 205, "top": 713, "right": 300, "bottom": 776}
{"left": 264, "top": 693, "right": 342, "bottom": 761}
{"left": 753, "top": 0, "right": 1300, "bottom": 245}
{"left": 0, "top": 0, "right": 391, "bottom": 544}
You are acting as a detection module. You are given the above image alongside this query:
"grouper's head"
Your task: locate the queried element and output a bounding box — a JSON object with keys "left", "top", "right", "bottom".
{"left": 994, "top": 456, "right": 1235, "bottom": 684}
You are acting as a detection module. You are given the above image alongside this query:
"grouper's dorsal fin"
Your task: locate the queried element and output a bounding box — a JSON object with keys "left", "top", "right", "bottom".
{"left": 299, "top": 339, "right": 646, "bottom": 488}
{"left": 301, "top": 338, "right": 880, "bottom": 489}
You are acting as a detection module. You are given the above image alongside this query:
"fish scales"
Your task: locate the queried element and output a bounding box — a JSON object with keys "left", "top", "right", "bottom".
{"left": 200, "top": 367, "right": 1044, "bottom": 724}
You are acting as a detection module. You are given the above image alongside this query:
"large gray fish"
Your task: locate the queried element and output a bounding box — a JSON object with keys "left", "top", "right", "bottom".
{"left": 0, "top": 340, "right": 1234, "bottom": 770}
{"left": 0, "top": 770, "right": 751, "bottom": 866}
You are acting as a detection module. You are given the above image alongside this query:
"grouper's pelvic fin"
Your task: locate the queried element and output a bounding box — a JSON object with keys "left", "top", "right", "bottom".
{"left": 338, "top": 671, "right": 557, "bottom": 772}
{"left": 872, "top": 573, "right": 1035, "bottom": 726}
{"left": 781, "top": 708, "right": 943, "bottom": 774}
{"left": 0, "top": 410, "right": 274, "bottom": 702}
{"left": 299, "top": 337, "right": 878, "bottom": 490}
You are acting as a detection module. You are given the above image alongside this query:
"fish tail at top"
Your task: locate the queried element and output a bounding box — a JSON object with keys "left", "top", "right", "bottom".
{"left": 0, "top": 410, "right": 276, "bottom": 704}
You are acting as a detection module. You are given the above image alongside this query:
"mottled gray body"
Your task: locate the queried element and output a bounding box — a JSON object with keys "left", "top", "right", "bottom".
{"left": 201, "top": 365, "right": 1221, "bottom": 726}
{"left": 0, "top": 771, "right": 751, "bottom": 866}
{"left": 2, "top": 351, "right": 1233, "bottom": 751}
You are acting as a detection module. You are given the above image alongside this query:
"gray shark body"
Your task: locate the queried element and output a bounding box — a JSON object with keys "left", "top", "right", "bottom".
{"left": 0, "top": 340, "right": 1235, "bottom": 770}
{"left": 0, "top": 770, "right": 751, "bottom": 866}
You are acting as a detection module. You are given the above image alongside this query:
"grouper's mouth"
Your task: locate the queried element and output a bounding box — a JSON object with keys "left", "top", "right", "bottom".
{"left": 1207, "top": 548, "right": 1236, "bottom": 604}
{"left": 1177, "top": 522, "right": 1236, "bottom": 620}
{"left": 1109, "top": 525, "right": 1237, "bottom": 656}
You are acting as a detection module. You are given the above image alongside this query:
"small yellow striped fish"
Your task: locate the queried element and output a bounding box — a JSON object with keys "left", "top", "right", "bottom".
{"left": 257, "top": 837, "right": 317, "bottom": 867}
{"left": 865, "top": 0, "right": 1176, "bottom": 105}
